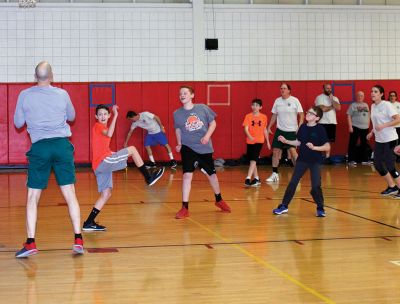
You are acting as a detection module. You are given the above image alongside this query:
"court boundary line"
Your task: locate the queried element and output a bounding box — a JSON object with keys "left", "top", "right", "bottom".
{"left": 302, "top": 198, "right": 400, "bottom": 231}
{"left": 2, "top": 234, "right": 400, "bottom": 254}
{"left": 1, "top": 195, "right": 388, "bottom": 209}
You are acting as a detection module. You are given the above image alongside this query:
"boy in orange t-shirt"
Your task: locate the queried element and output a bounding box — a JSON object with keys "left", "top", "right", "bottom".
{"left": 83, "top": 104, "right": 164, "bottom": 232}
{"left": 243, "top": 99, "right": 271, "bottom": 186}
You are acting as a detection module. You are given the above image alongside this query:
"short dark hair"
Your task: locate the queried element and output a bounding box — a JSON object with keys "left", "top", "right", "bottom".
{"left": 252, "top": 98, "right": 262, "bottom": 106}
{"left": 389, "top": 90, "right": 397, "bottom": 98}
{"left": 311, "top": 106, "right": 323, "bottom": 120}
{"left": 95, "top": 104, "right": 110, "bottom": 115}
{"left": 126, "top": 111, "right": 138, "bottom": 118}
{"left": 180, "top": 85, "right": 194, "bottom": 94}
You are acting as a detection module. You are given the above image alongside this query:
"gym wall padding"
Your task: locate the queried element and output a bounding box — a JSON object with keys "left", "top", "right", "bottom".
{"left": 2, "top": 80, "right": 400, "bottom": 165}
{"left": 0, "top": 85, "right": 7, "bottom": 164}
{"left": 62, "top": 84, "right": 90, "bottom": 163}
{"left": 8, "top": 84, "right": 31, "bottom": 164}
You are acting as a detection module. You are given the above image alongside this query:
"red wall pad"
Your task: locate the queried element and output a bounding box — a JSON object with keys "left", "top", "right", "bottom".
{"left": 3, "top": 80, "right": 400, "bottom": 166}
{"left": 115, "top": 83, "right": 143, "bottom": 159}
{"left": 8, "top": 84, "right": 32, "bottom": 164}
{"left": 0, "top": 85, "right": 8, "bottom": 164}
{"left": 62, "top": 84, "right": 90, "bottom": 163}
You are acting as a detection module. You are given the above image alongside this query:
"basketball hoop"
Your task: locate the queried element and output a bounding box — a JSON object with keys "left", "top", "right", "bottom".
{"left": 18, "top": 0, "right": 37, "bottom": 8}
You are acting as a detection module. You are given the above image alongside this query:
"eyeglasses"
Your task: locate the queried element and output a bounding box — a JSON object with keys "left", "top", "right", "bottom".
{"left": 306, "top": 111, "right": 317, "bottom": 116}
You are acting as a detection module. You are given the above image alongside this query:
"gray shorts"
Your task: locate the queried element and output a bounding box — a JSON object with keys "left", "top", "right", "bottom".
{"left": 95, "top": 148, "right": 129, "bottom": 193}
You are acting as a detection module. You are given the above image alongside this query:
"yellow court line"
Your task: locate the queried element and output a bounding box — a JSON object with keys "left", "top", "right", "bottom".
{"left": 165, "top": 204, "right": 335, "bottom": 304}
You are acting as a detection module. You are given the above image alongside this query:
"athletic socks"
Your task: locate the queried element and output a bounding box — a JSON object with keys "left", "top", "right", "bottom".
{"left": 182, "top": 201, "right": 189, "bottom": 209}
{"left": 215, "top": 193, "right": 222, "bottom": 203}
{"left": 138, "top": 165, "right": 151, "bottom": 180}
{"left": 75, "top": 233, "right": 82, "bottom": 240}
{"left": 272, "top": 167, "right": 278, "bottom": 173}
{"left": 149, "top": 155, "right": 155, "bottom": 163}
{"left": 85, "top": 207, "right": 100, "bottom": 224}
{"left": 26, "top": 238, "right": 35, "bottom": 244}
{"left": 168, "top": 152, "right": 174, "bottom": 160}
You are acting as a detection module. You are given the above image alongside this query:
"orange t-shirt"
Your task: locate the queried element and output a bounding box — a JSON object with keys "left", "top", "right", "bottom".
{"left": 242, "top": 112, "right": 268, "bottom": 144}
{"left": 92, "top": 122, "right": 112, "bottom": 171}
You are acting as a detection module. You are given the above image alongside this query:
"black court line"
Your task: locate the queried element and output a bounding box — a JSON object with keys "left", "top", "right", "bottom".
{"left": 301, "top": 198, "right": 400, "bottom": 231}
{"left": 2, "top": 235, "right": 400, "bottom": 254}
{"left": 321, "top": 185, "right": 386, "bottom": 194}
{"left": 267, "top": 195, "right": 376, "bottom": 201}
{"left": 0, "top": 195, "right": 390, "bottom": 209}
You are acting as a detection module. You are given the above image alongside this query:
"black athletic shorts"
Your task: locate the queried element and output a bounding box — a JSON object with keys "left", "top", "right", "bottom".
{"left": 180, "top": 145, "right": 216, "bottom": 176}
{"left": 247, "top": 143, "right": 263, "bottom": 161}
{"left": 321, "top": 124, "right": 336, "bottom": 142}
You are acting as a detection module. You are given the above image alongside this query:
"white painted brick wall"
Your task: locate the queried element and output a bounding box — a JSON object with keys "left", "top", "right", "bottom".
{"left": 0, "top": 3, "right": 400, "bottom": 82}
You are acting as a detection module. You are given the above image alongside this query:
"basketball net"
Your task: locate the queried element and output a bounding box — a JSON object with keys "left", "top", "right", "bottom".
{"left": 18, "top": 0, "right": 37, "bottom": 8}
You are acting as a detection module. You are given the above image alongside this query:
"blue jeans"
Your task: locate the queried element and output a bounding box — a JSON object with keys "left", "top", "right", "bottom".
{"left": 281, "top": 161, "right": 324, "bottom": 210}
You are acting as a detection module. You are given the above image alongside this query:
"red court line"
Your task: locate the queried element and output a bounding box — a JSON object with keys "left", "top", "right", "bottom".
{"left": 87, "top": 248, "right": 119, "bottom": 253}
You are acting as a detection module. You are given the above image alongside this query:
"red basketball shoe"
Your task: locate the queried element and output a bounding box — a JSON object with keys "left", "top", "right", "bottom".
{"left": 215, "top": 200, "right": 231, "bottom": 213}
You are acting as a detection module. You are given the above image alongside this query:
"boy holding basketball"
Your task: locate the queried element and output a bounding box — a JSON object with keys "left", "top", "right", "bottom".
{"left": 82, "top": 104, "right": 164, "bottom": 231}
{"left": 173, "top": 86, "right": 231, "bottom": 219}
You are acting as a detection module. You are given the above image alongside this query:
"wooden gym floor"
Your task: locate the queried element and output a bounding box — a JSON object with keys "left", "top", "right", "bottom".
{"left": 0, "top": 164, "right": 399, "bottom": 303}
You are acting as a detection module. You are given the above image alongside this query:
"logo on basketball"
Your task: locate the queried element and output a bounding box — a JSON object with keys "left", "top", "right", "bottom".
{"left": 185, "top": 114, "right": 204, "bottom": 132}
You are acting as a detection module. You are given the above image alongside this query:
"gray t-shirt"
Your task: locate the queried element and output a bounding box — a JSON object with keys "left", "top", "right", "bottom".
{"left": 14, "top": 85, "right": 75, "bottom": 143}
{"left": 346, "top": 101, "right": 370, "bottom": 130}
{"left": 130, "top": 111, "right": 161, "bottom": 134}
{"left": 173, "top": 104, "right": 216, "bottom": 154}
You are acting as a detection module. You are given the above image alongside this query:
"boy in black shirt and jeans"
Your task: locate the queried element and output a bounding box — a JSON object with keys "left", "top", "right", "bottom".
{"left": 272, "top": 106, "right": 330, "bottom": 217}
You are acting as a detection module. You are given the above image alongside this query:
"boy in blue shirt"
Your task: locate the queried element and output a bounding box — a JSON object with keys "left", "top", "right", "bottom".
{"left": 272, "top": 106, "right": 330, "bottom": 217}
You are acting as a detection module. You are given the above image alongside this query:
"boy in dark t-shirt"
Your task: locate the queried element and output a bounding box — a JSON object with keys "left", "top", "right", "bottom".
{"left": 272, "top": 106, "right": 330, "bottom": 217}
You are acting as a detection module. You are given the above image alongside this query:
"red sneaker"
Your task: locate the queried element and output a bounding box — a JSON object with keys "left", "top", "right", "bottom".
{"left": 175, "top": 207, "right": 189, "bottom": 219}
{"left": 15, "top": 242, "right": 38, "bottom": 258}
{"left": 215, "top": 200, "right": 231, "bottom": 213}
{"left": 73, "top": 238, "right": 84, "bottom": 254}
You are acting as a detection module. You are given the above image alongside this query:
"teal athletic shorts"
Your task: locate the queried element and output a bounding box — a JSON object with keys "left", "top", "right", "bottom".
{"left": 26, "top": 137, "right": 76, "bottom": 189}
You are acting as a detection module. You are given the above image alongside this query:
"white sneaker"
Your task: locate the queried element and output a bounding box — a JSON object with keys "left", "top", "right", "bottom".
{"left": 348, "top": 161, "right": 357, "bottom": 166}
{"left": 361, "top": 161, "right": 373, "bottom": 165}
{"left": 266, "top": 172, "right": 279, "bottom": 183}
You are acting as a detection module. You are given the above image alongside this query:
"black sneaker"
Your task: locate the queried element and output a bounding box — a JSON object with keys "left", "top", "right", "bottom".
{"left": 147, "top": 167, "right": 165, "bottom": 186}
{"left": 82, "top": 221, "right": 107, "bottom": 231}
{"left": 381, "top": 186, "right": 399, "bottom": 196}
{"left": 145, "top": 161, "right": 156, "bottom": 168}
{"left": 250, "top": 178, "right": 261, "bottom": 187}
{"left": 244, "top": 178, "right": 251, "bottom": 186}
{"left": 169, "top": 160, "right": 178, "bottom": 169}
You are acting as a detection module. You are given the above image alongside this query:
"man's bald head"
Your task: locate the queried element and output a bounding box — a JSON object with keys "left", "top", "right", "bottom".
{"left": 35, "top": 61, "right": 53, "bottom": 82}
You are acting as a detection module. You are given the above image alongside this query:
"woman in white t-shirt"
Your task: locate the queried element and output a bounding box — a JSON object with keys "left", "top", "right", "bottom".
{"left": 367, "top": 85, "right": 400, "bottom": 197}
{"left": 388, "top": 91, "right": 400, "bottom": 143}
